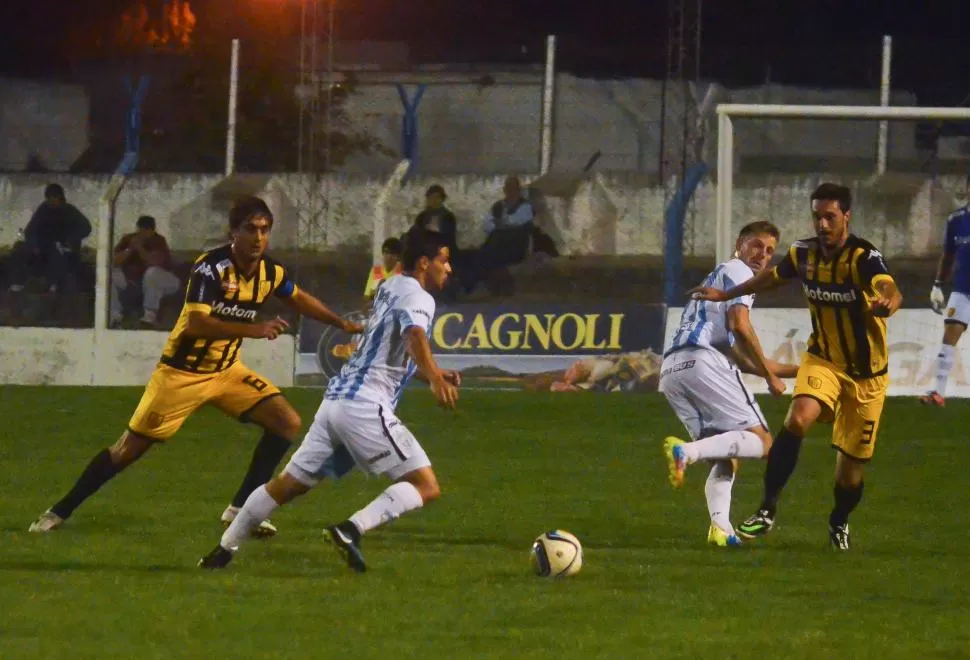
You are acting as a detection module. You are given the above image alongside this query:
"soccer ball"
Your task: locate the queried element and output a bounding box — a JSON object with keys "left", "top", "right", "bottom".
{"left": 530, "top": 530, "right": 583, "bottom": 578}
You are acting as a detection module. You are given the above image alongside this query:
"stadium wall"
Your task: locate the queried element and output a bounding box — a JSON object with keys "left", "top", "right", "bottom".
{"left": 0, "top": 172, "right": 962, "bottom": 258}
{"left": 0, "top": 78, "right": 90, "bottom": 172}
{"left": 335, "top": 74, "right": 923, "bottom": 175}
{"left": 0, "top": 328, "right": 295, "bottom": 387}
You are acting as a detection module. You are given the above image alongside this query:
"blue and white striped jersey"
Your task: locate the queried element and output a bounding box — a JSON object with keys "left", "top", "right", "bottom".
{"left": 325, "top": 274, "right": 435, "bottom": 411}
{"left": 666, "top": 258, "right": 756, "bottom": 356}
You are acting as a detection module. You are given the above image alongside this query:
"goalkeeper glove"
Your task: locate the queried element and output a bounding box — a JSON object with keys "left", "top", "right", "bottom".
{"left": 930, "top": 282, "right": 945, "bottom": 315}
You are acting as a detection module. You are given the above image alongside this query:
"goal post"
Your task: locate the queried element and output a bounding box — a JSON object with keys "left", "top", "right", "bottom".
{"left": 715, "top": 104, "right": 970, "bottom": 264}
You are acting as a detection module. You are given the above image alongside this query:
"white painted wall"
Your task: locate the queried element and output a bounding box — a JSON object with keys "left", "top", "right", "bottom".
{"left": 0, "top": 327, "right": 295, "bottom": 387}
{"left": 0, "top": 171, "right": 962, "bottom": 258}
{"left": 337, "top": 74, "right": 922, "bottom": 175}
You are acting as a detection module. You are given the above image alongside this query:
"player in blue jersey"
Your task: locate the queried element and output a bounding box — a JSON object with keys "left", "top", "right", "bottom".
{"left": 922, "top": 205, "right": 970, "bottom": 406}
{"left": 660, "top": 221, "right": 798, "bottom": 547}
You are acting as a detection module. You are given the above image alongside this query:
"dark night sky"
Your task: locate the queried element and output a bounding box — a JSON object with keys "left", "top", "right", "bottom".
{"left": 1, "top": 0, "right": 968, "bottom": 104}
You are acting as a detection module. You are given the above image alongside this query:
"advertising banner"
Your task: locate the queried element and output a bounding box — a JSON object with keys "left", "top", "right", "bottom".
{"left": 664, "top": 307, "right": 957, "bottom": 397}
{"left": 297, "top": 303, "right": 668, "bottom": 391}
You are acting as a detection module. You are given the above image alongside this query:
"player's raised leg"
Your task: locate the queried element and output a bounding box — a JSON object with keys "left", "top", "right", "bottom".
{"left": 329, "top": 466, "right": 440, "bottom": 573}
{"left": 321, "top": 402, "right": 439, "bottom": 573}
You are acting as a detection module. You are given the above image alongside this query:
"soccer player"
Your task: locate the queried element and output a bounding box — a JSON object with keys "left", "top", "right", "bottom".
{"left": 921, "top": 203, "right": 970, "bottom": 406}
{"left": 660, "top": 221, "right": 798, "bottom": 547}
{"left": 29, "top": 196, "right": 364, "bottom": 536}
{"left": 691, "top": 183, "right": 902, "bottom": 550}
{"left": 198, "top": 231, "right": 459, "bottom": 572}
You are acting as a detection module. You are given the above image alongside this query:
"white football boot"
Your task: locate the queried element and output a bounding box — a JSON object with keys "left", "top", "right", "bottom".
{"left": 29, "top": 510, "right": 65, "bottom": 533}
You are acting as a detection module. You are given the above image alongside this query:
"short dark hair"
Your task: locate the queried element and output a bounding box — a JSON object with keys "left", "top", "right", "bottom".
{"left": 229, "top": 196, "right": 274, "bottom": 230}
{"left": 136, "top": 215, "right": 156, "bottom": 231}
{"left": 402, "top": 230, "right": 447, "bottom": 271}
{"left": 810, "top": 183, "right": 852, "bottom": 213}
{"left": 737, "top": 220, "right": 780, "bottom": 242}
{"left": 44, "top": 183, "right": 65, "bottom": 201}
{"left": 382, "top": 237, "right": 403, "bottom": 255}
{"left": 425, "top": 184, "right": 446, "bottom": 199}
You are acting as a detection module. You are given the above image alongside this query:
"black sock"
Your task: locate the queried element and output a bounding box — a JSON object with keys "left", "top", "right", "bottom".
{"left": 337, "top": 520, "right": 362, "bottom": 543}
{"left": 760, "top": 428, "right": 804, "bottom": 517}
{"left": 829, "top": 481, "right": 864, "bottom": 528}
{"left": 230, "top": 432, "right": 291, "bottom": 508}
{"left": 50, "top": 449, "right": 122, "bottom": 519}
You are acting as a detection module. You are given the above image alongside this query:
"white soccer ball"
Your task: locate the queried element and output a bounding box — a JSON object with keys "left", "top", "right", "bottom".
{"left": 530, "top": 530, "right": 583, "bottom": 578}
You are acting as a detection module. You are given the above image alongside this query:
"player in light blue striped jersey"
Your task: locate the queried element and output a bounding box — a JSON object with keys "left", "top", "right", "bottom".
{"left": 660, "top": 221, "right": 798, "bottom": 546}
{"left": 200, "top": 231, "right": 460, "bottom": 572}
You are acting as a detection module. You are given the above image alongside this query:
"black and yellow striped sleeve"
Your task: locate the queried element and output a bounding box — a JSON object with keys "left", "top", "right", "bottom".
{"left": 183, "top": 256, "right": 221, "bottom": 314}
{"left": 272, "top": 262, "right": 298, "bottom": 299}
{"left": 772, "top": 244, "right": 800, "bottom": 281}
{"left": 856, "top": 247, "right": 894, "bottom": 289}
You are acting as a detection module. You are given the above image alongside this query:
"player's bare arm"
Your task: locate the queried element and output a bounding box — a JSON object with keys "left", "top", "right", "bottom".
{"left": 727, "top": 304, "right": 786, "bottom": 395}
{"left": 729, "top": 348, "right": 798, "bottom": 380}
{"left": 689, "top": 268, "right": 782, "bottom": 302}
{"left": 870, "top": 277, "right": 903, "bottom": 318}
{"left": 283, "top": 288, "right": 365, "bottom": 334}
{"left": 766, "top": 360, "right": 799, "bottom": 379}
{"left": 405, "top": 325, "right": 458, "bottom": 409}
{"left": 185, "top": 310, "right": 288, "bottom": 340}
{"left": 935, "top": 250, "right": 954, "bottom": 284}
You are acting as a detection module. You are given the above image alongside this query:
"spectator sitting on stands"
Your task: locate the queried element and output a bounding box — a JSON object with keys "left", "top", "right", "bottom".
{"left": 7, "top": 183, "right": 92, "bottom": 294}
{"left": 406, "top": 184, "right": 458, "bottom": 255}
{"left": 462, "top": 175, "right": 535, "bottom": 295}
{"left": 110, "top": 215, "right": 181, "bottom": 328}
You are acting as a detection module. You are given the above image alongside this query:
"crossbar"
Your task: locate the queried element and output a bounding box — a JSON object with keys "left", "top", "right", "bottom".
{"left": 717, "top": 104, "right": 970, "bottom": 120}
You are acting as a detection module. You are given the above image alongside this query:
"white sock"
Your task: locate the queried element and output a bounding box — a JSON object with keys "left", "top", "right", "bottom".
{"left": 935, "top": 344, "right": 955, "bottom": 395}
{"left": 349, "top": 482, "right": 423, "bottom": 535}
{"left": 682, "top": 430, "right": 765, "bottom": 463}
{"left": 705, "top": 461, "right": 735, "bottom": 535}
{"left": 220, "top": 485, "right": 279, "bottom": 551}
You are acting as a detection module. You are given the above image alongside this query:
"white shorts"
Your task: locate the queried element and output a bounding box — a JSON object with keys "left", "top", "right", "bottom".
{"left": 285, "top": 399, "right": 431, "bottom": 487}
{"left": 945, "top": 291, "right": 970, "bottom": 326}
{"left": 658, "top": 347, "right": 767, "bottom": 440}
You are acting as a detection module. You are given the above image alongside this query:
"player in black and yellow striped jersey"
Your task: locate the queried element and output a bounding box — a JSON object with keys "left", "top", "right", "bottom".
{"left": 690, "top": 183, "right": 903, "bottom": 550}
{"left": 29, "top": 196, "right": 364, "bottom": 536}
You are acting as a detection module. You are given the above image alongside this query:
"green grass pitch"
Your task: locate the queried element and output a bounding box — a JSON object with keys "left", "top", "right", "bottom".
{"left": 1, "top": 387, "right": 968, "bottom": 658}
